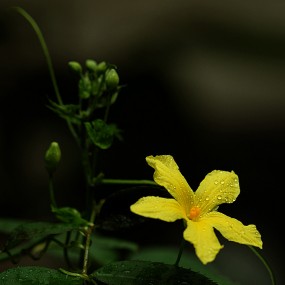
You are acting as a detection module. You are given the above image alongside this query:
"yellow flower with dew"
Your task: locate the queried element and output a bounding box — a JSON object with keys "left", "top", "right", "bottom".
{"left": 130, "top": 155, "right": 262, "bottom": 265}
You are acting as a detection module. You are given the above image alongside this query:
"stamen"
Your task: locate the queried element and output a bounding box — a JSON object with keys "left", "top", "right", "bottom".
{"left": 189, "top": 206, "right": 200, "bottom": 220}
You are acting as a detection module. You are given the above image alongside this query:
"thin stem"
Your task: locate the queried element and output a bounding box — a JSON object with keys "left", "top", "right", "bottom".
{"left": 12, "top": 6, "right": 62, "bottom": 105}
{"left": 48, "top": 174, "right": 57, "bottom": 208}
{"left": 64, "top": 231, "right": 73, "bottom": 269}
{"left": 103, "top": 92, "right": 111, "bottom": 122}
{"left": 101, "top": 178, "right": 157, "bottom": 186}
{"left": 174, "top": 238, "right": 185, "bottom": 266}
{"left": 82, "top": 202, "right": 97, "bottom": 275}
{"left": 12, "top": 6, "right": 80, "bottom": 145}
{"left": 248, "top": 245, "right": 276, "bottom": 285}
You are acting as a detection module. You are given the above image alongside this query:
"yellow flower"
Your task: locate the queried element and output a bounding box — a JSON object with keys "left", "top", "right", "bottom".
{"left": 130, "top": 155, "right": 262, "bottom": 265}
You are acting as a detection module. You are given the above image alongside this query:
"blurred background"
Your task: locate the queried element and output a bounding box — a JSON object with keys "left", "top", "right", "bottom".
{"left": 0, "top": 0, "right": 284, "bottom": 284}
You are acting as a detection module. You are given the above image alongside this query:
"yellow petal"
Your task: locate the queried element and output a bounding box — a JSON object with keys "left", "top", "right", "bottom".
{"left": 146, "top": 155, "right": 194, "bottom": 212}
{"left": 130, "top": 196, "right": 186, "bottom": 222}
{"left": 204, "top": 211, "right": 263, "bottom": 248}
{"left": 184, "top": 220, "right": 223, "bottom": 264}
{"left": 195, "top": 170, "right": 240, "bottom": 216}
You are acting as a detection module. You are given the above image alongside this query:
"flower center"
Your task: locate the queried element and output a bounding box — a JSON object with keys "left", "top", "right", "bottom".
{"left": 188, "top": 206, "right": 200, "bottom": 220}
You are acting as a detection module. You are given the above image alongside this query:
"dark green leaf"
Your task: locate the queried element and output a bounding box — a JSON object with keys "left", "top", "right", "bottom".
{"left": 130, "top": 246, "right": 239, "bottom": 285}
{"left": 0, "top": 266, "right": 83, "bottom": 285}
{"left": 91, "top": 260, "right": 218, "bottom": 285}
{"left": 1, "top": 221, "right": 77, "bottom": 252}
{"left": 0, "top": 218, "right": 31, "bottom": 234}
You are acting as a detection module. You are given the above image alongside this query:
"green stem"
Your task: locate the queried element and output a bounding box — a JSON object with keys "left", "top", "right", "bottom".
{"left": 248, "top": 245, "right": 276, "bottom": 285}
{"left": 12, "top": 6, "right": 62, "bottom": 105}
{"left": 101, "top": 178, "right": 157, "bottom": 186}
{"left": 64, "top": 231, "right": 73, "bottom": 269}
{"left": 12, "top": 6, "right": 80, "bottom": 145}
{"left": 174, "top": 238, "right": 185, "bottom": 266}
{"left": 48, "top": 174, "right": 57, "bottom": 208}
{"left": 103, "top": 92, "right": 111, "bottom": 122}
{"left": 82, "top": 202, "right": 97, "bottom": 275}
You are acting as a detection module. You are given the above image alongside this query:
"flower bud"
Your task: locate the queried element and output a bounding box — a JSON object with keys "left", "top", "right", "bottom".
{"left": 105, "top": 68, "right": 119, "bottom": 90}
{"left": 86, "top": 59, "right": 97, "bottom": 71}
{"left": 96, "top": 61, "right": 107, "bottom": 74}
{"left": 79, "top": 75, "right": 91, "bottom": 99}
{"left": 45, "top": 142, "right": 61, "bottom": 174}
{"left": 68, "top": 61, "right": 82, "bottom": 74}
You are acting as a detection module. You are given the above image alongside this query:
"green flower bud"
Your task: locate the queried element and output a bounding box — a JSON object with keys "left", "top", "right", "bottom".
{"left": 96, "top": 61, "right": 107, "bottom": 74}
{"left": 105, "top": 68, "right": 119, "bottom": 90}
{"left": 68, "top": 61, "right": 82, "bottom": 74}
{"left": 86, "top": 59, "right": 97, "bottom": 71}
{"left": 45, "top": 142, "right": 61, "bottom": 174}
{"left": 79, "top": 75, "right": 91, "bottom": 99}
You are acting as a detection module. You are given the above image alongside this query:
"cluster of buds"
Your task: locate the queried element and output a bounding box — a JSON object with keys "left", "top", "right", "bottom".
{"left": 68, "top": 59, "right": 120, "bottom": 107}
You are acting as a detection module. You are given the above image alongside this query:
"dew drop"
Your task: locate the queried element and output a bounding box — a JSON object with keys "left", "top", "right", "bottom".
{"left": 205, "top": 196, "right": 209, "bottom": 201}
{"left": 214, "top": 180, "right": 218, "bottom": 185}
{"left": 217, "top": 195, "right": 222, "bottom": 200}
{"left": 220, "top": 181, "right": 224, "bottom": 185}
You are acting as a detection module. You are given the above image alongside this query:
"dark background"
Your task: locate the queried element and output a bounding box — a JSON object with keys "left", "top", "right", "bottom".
{"left": 0, "top": 1, "right": 284, "bottom": 284}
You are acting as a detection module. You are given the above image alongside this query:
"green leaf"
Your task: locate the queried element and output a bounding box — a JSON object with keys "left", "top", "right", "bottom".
{"left": 1, "top": 221, "right": 77, "bottom": 252}
{"left": 51, "top": 206, "right": 90, "bottom": 227}
{"left": 0, "top": 218, "right": 31, "bottom": 234}
{"left": 85, "top": 119, "right": 120, "bottom": 150}
{"left": 0, "top": 266, "right": 83, "bottom": 285}
{"left": 91, "top": 260, "right": 218, "bottom": 285}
